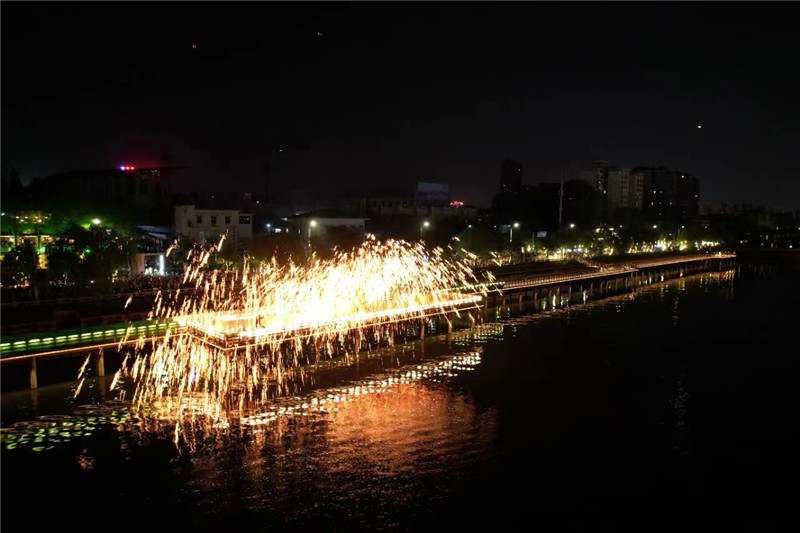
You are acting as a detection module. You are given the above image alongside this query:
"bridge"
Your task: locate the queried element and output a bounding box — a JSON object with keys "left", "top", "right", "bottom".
{"left": 0, "top": 252, "right": 736, "bottom": 390}
{"left": 478, "top": 252, "right": 735, "bottom": 292}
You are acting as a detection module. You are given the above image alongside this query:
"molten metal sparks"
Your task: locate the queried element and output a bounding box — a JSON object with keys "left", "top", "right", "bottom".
{"left": 74, "top": 377, "right": 86, "bottom": 398}
{"left": 77, "top": 353, "right": 91, "bottom": 380}
{"left": 119, "top": 239, "right": 488, "bottom": 420}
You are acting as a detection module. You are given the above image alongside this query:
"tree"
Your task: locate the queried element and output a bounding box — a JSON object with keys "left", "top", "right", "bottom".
{"left": 1, "top": 242, "right": 39, "bottom": 288}
{"left": 455, "top": 225, "right": 504, "bottom": 258}
{"left": 562, "top": 179, "right": 602, "bottom": 226}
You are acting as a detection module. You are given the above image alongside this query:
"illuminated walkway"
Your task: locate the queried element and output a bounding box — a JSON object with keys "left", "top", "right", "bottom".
{"left": 498, "top": 252, "right": 735, "bottom": 291}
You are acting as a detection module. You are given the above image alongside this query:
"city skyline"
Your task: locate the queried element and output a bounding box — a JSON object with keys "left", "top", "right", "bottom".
{"left": 2, "top": 2, "right": 798, "bottom": 210}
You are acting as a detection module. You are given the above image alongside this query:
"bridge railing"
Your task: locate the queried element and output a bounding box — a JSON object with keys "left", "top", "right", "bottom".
{"left": 0, "top": 321, "right": 177, "bottom": 359}
{"left": 500, "top": 266, "right": 637, "bottom": 291}
{"left": 0, "top": 287, "right": 196, "bottom": 308}
{"left": 630, "top": 252, "right": 735, "bottom": 269}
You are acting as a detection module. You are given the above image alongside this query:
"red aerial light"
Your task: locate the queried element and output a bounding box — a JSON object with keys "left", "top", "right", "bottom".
{"left": 192, "top": 44, "right": 197, "bottom": 49}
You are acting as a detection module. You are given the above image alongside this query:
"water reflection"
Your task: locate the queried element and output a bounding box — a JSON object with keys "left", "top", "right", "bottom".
{"left": 670, "top": 367, "right": 691, "bottom": 458}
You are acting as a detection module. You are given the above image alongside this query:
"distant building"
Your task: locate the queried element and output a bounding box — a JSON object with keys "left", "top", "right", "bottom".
{"left": 415, "top": 182, "right": 451, "bottom": 206}
{"left": 636, "top": 167, "right": 700, "bottom": 223}
{"left": 574, "top": 161, "right": 616, "bottom": 220}
{"left": 354, "top": 183, "right": 477, "bottom": 220}
{"left": 607, "top": 169, "right": 644, "bottom": 214}
{"left": 29, "top": 166, "right": 183, "bottom": 210}
{"left": 700, "top": 203, "right": 736, "bottom": 216}
{"left": 287, "top": 210, "right": 368, "bottom": 233}
{"left": 500, "top": 160, "right": 523, "bottom": 193}
{"left": 174, "top": 205, "right": 253, "bottom": 250}
{"left": 574, "top": 161, "right": 614, "bottom": 193}
{"left": 285, "top": 210, "right": 369, "bottom": 250}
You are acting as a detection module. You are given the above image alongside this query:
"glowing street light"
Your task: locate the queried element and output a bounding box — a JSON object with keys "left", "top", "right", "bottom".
{"left": 308, "top": 220, "right": 317, "bottom": 241}
{"left": 420, "top": 220, "right": 430, "bottom": 239}
{"left": 510, "top": 222, "right": 519, "bottom": 242}
{"left": 569, "top": 223, "right": 575, "bottom": 229}
{"left": 92, "top": 218, "right": 101, "bottom": 225}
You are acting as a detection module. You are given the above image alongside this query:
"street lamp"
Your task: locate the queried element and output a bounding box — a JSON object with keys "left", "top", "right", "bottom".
{"left": 569, "top": 223, "right": 575, "bottom": 229}
{"left": 308, "top": 220, "right": 317, "bottom": 243}
{"left": 510, "top": 222, "right": 519, "bottom": 242}
{"left": 420, "top": 220, "right": 429, "bottom": 239}
{"left": 92, "top": 218, "right": 101, "bottom": 225}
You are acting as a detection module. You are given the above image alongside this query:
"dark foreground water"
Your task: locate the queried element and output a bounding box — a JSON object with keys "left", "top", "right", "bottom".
{"left": 2, "top": 259, "right": 798, "bottom": 531}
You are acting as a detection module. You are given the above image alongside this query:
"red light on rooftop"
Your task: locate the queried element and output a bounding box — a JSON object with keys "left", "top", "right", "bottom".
{"left": 192, "top": 44, "right": 197, "bottom": 49}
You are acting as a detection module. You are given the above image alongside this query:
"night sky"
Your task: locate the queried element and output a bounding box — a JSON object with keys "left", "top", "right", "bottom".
{"left": 2, "top": 2, "right": 799, "bottom": 209}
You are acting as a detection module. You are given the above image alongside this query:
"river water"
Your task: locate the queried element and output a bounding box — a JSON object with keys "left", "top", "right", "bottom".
{"left": 2, "top": 259, "right": 797, "bottom": 531}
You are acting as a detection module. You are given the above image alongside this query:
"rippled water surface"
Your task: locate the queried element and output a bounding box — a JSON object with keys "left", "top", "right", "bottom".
{"left": 2, "top": 262, "right": 798, "bottom": 531}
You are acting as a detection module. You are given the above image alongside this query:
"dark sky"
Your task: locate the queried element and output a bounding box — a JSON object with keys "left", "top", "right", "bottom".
{"left": 2, "top": 2, "right": 799, "bottom": 209}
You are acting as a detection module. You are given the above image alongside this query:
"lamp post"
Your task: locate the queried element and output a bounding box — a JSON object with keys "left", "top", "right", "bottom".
{"left": 510, "top": 222, "right": 519, "bottom": 243}
{"left": 308, "top": 220, "right": 317, "bottom": 245}
{"left": 420, "top": 220, "right": 429, "bottom": 240}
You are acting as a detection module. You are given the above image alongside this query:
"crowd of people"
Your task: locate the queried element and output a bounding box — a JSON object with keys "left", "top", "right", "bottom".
{"left": 1, "top": 274, "right": 187, "bottom": 304}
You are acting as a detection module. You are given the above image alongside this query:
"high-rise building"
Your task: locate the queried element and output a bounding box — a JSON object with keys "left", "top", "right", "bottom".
{"left": 636, "top": 167, "right": 700, "bottom": 223}
{"left": 574, "top": 161, "right": 616, "bottom": 220}
{"left": 607, "top": 169, "right": 644, "bottom": 215}
{"left": 574, "top": 161, "right": 614, "bottom": 192}
{"left": 500, "top": 160, "right": 523, "bottom": 193}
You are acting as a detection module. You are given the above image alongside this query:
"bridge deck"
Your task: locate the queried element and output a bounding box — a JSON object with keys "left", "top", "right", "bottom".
{"left": 1, "top": 253, "right": 735, "bottom": 360}
{"left": 494, "top": 253, "right": 734, "bottom": 292}
{"left": 183, "top": 294, "right": 483, "bottom": 351}
{"left": 0, "top": 320, "right": 176, "bottom": 359}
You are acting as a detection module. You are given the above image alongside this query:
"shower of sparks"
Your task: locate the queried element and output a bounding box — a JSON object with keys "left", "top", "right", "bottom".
{"left": 119, "top": 239, "right": 492, "bottom": 421}
{"left": 74, "top": 377, "right": 86, "bottom": 399}
{"left": 77, "top": 353, "right": 91, "bottom": 380}
{"left": 73, "top": 353, "right": 93, "bottom": 398}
